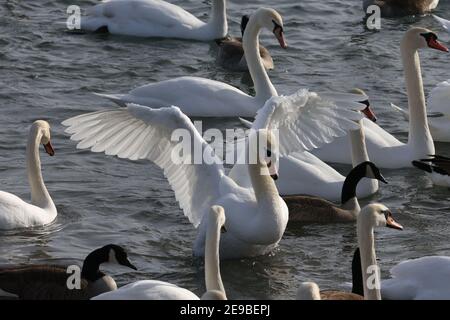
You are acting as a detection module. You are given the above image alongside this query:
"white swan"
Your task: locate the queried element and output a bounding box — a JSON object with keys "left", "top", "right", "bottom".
{"left": 412, "top": 155, "right": 450, "bottom": 187}
{"left": 434, "top": 14, "right": 450, "bottom": 33}
{"left": 80, "top": 0, "right": 227, "bottom": 41}
{"left": 382, "top": 256, "right": 450, "bottom": 300}
{"left": 313, "top": 28, "right": 448, "bottom": 169}
{"left": 0, "top": 120, "right": 57, "bottom": 230}
{"left": 92, "top": 206, "right": 227, "bottom": 300}
{"left": 297, "top": 204, "right": 403, "bottom": 300}
{"left": 63, "top": 91, "right": 364, "bottom": 258}
{"left": 94, "top": 8, "right": 286, "bottom": 117}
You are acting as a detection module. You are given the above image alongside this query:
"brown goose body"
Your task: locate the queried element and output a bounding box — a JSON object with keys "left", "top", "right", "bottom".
{"left": 364, "top": 0, "right": 439, "bottom": 17}
{"left": 320, "top": 290, "right": 364, "bottom": 300}
{"left": 216, "top": 36, "right": 273, "bottom": 71}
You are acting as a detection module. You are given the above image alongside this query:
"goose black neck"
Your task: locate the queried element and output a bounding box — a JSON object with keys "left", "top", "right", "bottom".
{"left": 81, "top": 248, "right": 107, "bottom": 282}
{"left": 351, "top": 248, "right": 364, "bottom": 296}
{"left": 341, "top": 164, "right": 367, "bottom": 205}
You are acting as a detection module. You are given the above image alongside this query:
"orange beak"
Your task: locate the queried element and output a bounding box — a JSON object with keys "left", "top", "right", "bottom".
{"left": 362, "top": 105, "right": 377, "bottom": 122}
{"left": 43, "top": 141, "right": 55, "bottom": 156}
{"left": 274, "top": 27, "right": 287, "bottom": 49}
{"left": 385, "top": 212, "right": 403, "bottom": 230}
{"left": 429, "top": 38, "right": 449, "bottom": 52}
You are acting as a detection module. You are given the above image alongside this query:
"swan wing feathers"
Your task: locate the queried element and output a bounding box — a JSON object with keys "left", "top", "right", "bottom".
{"left": 62, "top": 104, "right": 225, "bottom": 227}
{"left": 252, "top": 89, "right": 364, "bottom": 155}
{"left": 433, "top": 15, "right": 450, "bottom": 33}
{"left": 428, "top": 80, "right": 450, "bottom": 116}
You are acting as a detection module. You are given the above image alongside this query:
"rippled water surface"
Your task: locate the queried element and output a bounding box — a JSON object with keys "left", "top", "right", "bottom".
{"left": 0, "top": 0, "right": 450, "bottom": 299}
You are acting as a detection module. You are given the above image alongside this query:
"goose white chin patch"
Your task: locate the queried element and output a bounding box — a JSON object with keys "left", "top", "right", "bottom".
{"left": 108, "top": 248, "right": 118, "bottom": 264}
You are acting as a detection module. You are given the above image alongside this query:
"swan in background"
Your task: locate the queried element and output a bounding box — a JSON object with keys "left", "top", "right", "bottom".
{"left": 235, "top": 100, "right": 380, "bottom": 202}
{"left": 391, "top": 79, "right": 450, "bottom": 142}
{"left": 313, "top": 28, "right": 448, "bottom": 168}
{"left": 0, "top": 120, "right": 57, "bottom": 230}
{"left": 63, "top": 91, "right": 364, "bottom": 258}
{"left": 0, "top": 244, "right": 137, "bottom": 300}
{"left": 94, "top": 8, "right": 287, "bottom": 117}
{"left": 363, "top": 0, "right": 439, "bottom": 17}
{"left": 285, "top": 161, "right": 387, "bottom": 223}
{"left": 433, "top": 14, "right": 450, "bottom": 33}
{"left": 216, "top": 15, "right": 273, "bottom": 71}
{"left": 92, "top": 206, "right": 227, "bottom": 300}
{"left": 412, "top": 155, "right": 450, "bottom": 187}
{"left": 382, "top": 255, "right": 450, "bottom": 299}
{"left": 80, "top": 0, "right": 227, "bottom": 41}
{"left": 297, "top": 204, "right": 403, "bottom": 300}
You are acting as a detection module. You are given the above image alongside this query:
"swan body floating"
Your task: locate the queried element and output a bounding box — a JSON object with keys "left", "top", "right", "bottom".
{"left": 363, "top": 0, "right": 439, "bottom": 17}
{"left": 81, "top": 0, "right": 227, "bottom": 41}
{"left": 0, "top": 245, "right": 136, "bottom": 300}
{"left": 63, "top": 89, "right": 364, "bottom": 259}
{"left": 285, "top": 161, "right": 387, "bottom": 223}
{"left": 412, "top": 155, "right": 450, "bottom": 187}
{"left": 94, "top": 8, "right": 286, "bottom": 117}
{"left": 92, "top": 206, "right": 227, "bottom": 300}
{"left": 0, "top": 120, "right": 57, "bottom": 230}
{"left": 313, "top": 28, "right": 448, "bottom": 169}
{"left": 216, "top": 15, "right": 273, "bottom": 71}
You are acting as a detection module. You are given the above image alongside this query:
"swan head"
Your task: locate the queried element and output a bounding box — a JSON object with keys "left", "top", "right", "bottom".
{"left": 358, "top": 161, "right": 387, "bottom": 184}
{"left": 296, "top": 282, "right": 321, "bottom": 300}
{"left": 210, "top": 205, "right": 226, "bottom": 233}
{"left": 350, "top": 88, "right": 377, "bottom": 122}
{"left": 359, "top": 204, "right": 403, "bottom": 230}
{"left": 32, "top": 120, "right": 54, "bottom": 156}
{"left": 404, "top": 27, "right": 448, "bottom": 52}
{"left": 252, "top": 8, "right": 287, "bottom": 49}
{"left": 248, "top": 129, "right": 279, "bottom": 180}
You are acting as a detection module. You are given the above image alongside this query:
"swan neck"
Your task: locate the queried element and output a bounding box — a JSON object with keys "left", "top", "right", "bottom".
{"left": 243, "top": 16, "right": 277, "bottom": 104}
{"left": 357, "top": 216, "right": 381, "bottom": 300}
{"left": 350, "top": 123, "right": 369, "bottom": 165}
{"left": 400, "top": 40, "right": 433, "bottom": 152}
{"left": 26, "top": 129, "right": 53, "bottom": 210}
{"left": 204, "top": 217, "right": 225, "bottom": 295}
{"left": 206, "top": 0, "right": 227, "bottom": 39}
{"left": 248, "top": 163, "right": 278, "bottom": 204}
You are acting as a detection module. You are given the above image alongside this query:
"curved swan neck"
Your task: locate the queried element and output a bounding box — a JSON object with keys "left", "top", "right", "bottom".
{"left": 400, "top": 37, "right": 434, "bottom": 152}
{"left": 204, "top": 216, "right": 225, "bottom": 296}
{"left": 26, "top": 127, "right": 54, "bottom": 210}
{"left": 206, "top": 0, "right": 227, "bottom": 39}
{"left": 357, "top": 214, "right": 381, "bottom": 300}
{"left": 248, "top": 162, "right": 278, "bottom": 204}
{"left": 243, "top": 14, "right": 278, "bottom": 104}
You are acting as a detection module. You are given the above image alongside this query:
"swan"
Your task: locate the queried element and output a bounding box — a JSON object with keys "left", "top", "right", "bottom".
{"left": 285, "top": 161, "right": 387, "bottom": 223}
{"left": 80, "top": 0, "right": 227, "bottom": 41}
{"left": 412, "top": 154, "right": 450, "bottom": 187}
{"left": 234, "top": 103, "right": 380, "bottom": 202}
{"left": 216, "top": 15, "right": 273, "bottom": 71}
{"left": 63, "top": 91, "right": 364, "bottom": 258}
{"left": 313, "top": 28, "right": 448, "bottom": 169}
{"left": 0, "top": 244, "right": 137, "bottom": 300}
{"left": 296, "top": 204, "right": 403, "bottom": 300}
{"left": 92, "top": 206, "right": 227, "bottom": 300}
{"left": 363, "top": 0, "right": 439, "bottom": 17}
{"left": 0, "top": 120, "right": 57, "bottom": 230}
{"left": 434, "top": 14, "right": 450, "bottom": 33}
{"left": 94, "top": 8, "right": 286, "bottom": 117}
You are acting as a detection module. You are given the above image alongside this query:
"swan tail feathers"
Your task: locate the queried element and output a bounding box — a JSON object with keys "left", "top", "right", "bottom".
{"left": 93, "top": 92, "right": 127, "bottom": 107}
{"left": 238, "top": 117, "right": 253, "bottom": 128}
{"left": 390, "top": 103, "right": 409, "bottom": 121}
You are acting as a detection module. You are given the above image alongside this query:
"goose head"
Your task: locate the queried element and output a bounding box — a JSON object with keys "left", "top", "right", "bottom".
{"left": 404, "top": 27, "right": 448, "bottom": 52}
{"left": 296, "top": 282, "right": 321, "bottom": 300}
{"left": 350, "top": 88, "right": 377, "bottom": 122}
{"left": 359, "top": 161, "right": 387, "bottom": 184}
{"left": 251, "top": 8, "right": 287, "bottom": 49}
{"left": 32, "top": 120, "right": 54, "bottom": 156}
{"left": 248, "top": 129, "right": 279, "bottom": 181}
{"left": 360, "top": 204, "right": 403, "bottom": 230}
{"left": 103, "top": 244, "right": 138, "bottom": 270}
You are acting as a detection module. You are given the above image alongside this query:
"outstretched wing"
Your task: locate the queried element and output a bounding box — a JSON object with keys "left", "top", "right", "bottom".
{"left": 62, "top": 104, "right": 225, "bottom": 227}
{"left": 252, "top": 89, "right": 365, "bottom": 155}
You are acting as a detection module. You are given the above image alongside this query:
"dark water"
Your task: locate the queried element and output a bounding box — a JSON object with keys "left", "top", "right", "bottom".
{"left": 0, "top": 0, "right": 449, "bottom": 299}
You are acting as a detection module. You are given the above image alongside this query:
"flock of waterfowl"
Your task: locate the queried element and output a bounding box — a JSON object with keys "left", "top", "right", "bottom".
{"left": 1, "top": 0, "right": 450, "bottom": 300}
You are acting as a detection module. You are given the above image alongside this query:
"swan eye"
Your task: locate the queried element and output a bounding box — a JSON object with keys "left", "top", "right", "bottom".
{"left": 272, "top": 20, "right": 283, "bottom": 33}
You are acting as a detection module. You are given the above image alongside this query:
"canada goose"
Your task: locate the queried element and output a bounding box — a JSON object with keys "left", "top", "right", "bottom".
{"left": 92, "top": 206, "right": 227, "bottom": 300}
{"left": 0, "top": 244, "right": 136, "bottom": 300}
{"left": 412, "top": 155, "right": 450, "bottom": 187}
{"left": 0, "top": 120, "right": 56, "bottom": 230}
{"left": 285, "top": 161, "right": 387, "bottom": 223}
{"left": 297, "top": 204, "right": 403, "bottom": 300}
{"left": 363, "top": 0, "right": 439, "bottom": 17}
{"left": 216, "top": 15, "right": 273, "bottom": 71}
